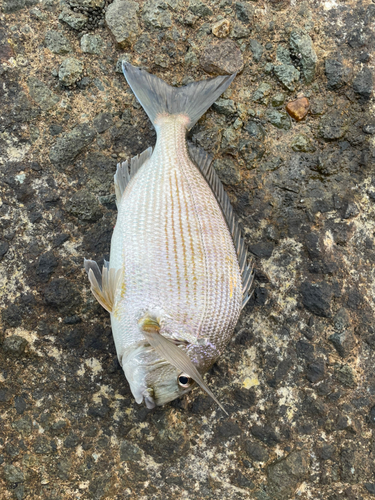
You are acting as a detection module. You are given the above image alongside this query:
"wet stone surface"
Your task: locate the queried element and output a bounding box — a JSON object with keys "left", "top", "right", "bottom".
{"left": 0, "top": 0, "right": 375, "bottom": 499}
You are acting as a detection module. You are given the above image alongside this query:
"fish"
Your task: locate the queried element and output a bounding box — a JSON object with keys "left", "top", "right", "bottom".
{"left": 84, "top": 63, "right": 253, "bottom": 413}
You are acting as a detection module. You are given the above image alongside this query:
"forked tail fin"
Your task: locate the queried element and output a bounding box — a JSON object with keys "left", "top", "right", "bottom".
{"left": 122, "top": 62, "right": 236, "bottom": 130}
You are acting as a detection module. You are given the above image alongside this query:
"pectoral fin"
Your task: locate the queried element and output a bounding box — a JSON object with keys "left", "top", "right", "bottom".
{"left": 84, "top": 259, "right": 120, "bottom": 313}
{"left": 139, "top": 316, "right": 228, "bottom": 415}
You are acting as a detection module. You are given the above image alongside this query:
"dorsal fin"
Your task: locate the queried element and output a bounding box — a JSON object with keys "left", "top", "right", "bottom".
{"left": 188, "top": 143, "right": 254, "bottom": 309}
{"left": 114, "top": 147, "right": 153, "bottom": 207}
{"left": 84, "top": 259, "right": 121, "bottom": 313}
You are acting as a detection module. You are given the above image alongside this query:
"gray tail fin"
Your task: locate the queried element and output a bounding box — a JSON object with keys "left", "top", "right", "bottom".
{"left": 122, "top": 62, "right": 236, "bottom": 130}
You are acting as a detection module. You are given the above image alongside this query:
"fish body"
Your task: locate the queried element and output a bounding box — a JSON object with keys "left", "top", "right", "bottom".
{"left": 85, "top": 64, "right": 253, "bottom": 411}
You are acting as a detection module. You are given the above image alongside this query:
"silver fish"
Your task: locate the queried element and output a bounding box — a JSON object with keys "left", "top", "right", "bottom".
{"left": 84, "top": 64, "right": 253, "bottom": 413}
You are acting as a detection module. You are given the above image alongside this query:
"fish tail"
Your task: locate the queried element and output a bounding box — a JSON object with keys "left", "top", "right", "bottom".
{"left": 122, "top": 62, "right": 236, "bottom": 130}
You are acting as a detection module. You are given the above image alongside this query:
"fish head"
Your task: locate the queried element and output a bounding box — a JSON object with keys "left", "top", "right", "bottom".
{"left": 121, "top": 344, "right": 195, "bottom": 408}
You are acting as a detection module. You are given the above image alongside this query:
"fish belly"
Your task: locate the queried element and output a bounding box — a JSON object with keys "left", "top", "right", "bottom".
{"left": 110, "top": 130, "right": 242, "bottom": 364}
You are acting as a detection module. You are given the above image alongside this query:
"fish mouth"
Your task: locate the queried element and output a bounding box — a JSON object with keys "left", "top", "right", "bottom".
{"left": 121, "top": 343, "right": 167, "bottom": 408}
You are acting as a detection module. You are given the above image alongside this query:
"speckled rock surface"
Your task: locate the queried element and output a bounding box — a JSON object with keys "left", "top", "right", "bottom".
{"left": 0, "top": 1, "right": 375, "bottom": 499}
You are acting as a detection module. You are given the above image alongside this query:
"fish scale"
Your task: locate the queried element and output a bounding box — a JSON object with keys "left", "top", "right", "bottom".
{"left": 84, "top": 64, "right": 253, "bottom": 410}
{"left": 111, "top": 117, "right": 242, "bottom": 359}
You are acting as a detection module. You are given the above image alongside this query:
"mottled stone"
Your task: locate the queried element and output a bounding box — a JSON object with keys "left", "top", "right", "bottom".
{"left": 268, "top": 0, "right": 290, "bottom": 9}
{"left": 93, "top": 112, "right": 113, "bottom": 134}
{"left": 0, "top": 240, "right": 9, "bottom": 261}
{"left": 252, "top": 83, "right": 272, "bottom": 103}
{"left": 182, "top": 48, "right": 197, "bottom": 67}
{"left": 325, "top": 59, "right": 349, "bottom": 90}
{"left": 290, "top": 30, "right": 317, "bottom": 83}
{"left": 249, "top": 241, "right": 274, "bottom": 259}
{"left": 347, "top": 29, "right": 367, "bottom": 49}
{"left": 2, "top": 304, "right": 22, "bottom": 327}
{"left": 276, "top": 44, "right": 292, "bottom": 65}
{"left": 27, "top": 78, "right": 59, "bottom": 111}
{"left": 3, "top": 464, "right": 25, "bottom": 483}
{"left": 66, "top": 190, "right": 102, "bottom": 222}
{"left": 235, "top": 2, "right": 254, "bottom": 22}
{"left": 229, "top": 22, "right": 250, "bottom": 39}
{"left": 44, "top": 30, "right": 72, "bottom": 55}
{"left": 212, "top": 98, "right": 236, "bottom": 115}
{"left": 221, "top": 126, "right": 238, "bottom": 150}
{"left": 271, "top": 93, "right": 285, "bottom": 107}
{"left": 306, "top": 360, "right": 325, "bottom": 383}
{"left": 363, "top": 123, "right": 375, "bottom": 135}
{"left": 44, "top": 279, "right": 80, "bottom": 311}
{"left": 251, "top": 424, "right": 280, "bottom": 446}
{"left": 34, "top": 436, "right": 53, "bottom": 454}
{"left": 291, "top": 134, "right": 314, "bottom": 152}
{"left": 296, "top": 339, "right": 314, "bottom": 361}
{"left": 36, "top": 251, "right": 58, "bottom": 282}
{"left": 353, "top": 67, "right": 373, "bottom": 99}
{"left": 80, "top": 34, "right": 104, "bottom": 55}
{"left": 232, "top": 471, "right": 255, "bottom": 490}
{"left": 58, "top": 58, "right": 84, "bottom": 86}
{"left": 69, "top": 0, "right": 104, "bottom": 8}
{"left": 212, "top": 19, "right": 230, "bottom": 38}
{"left": 319, "top": 111, "right": 348, "bottom": 141}
{"left": 14, "top": 484, "right": 24, "bottom": 500}
{"left": 49, "top": 123, "right": 96, "bottom": 168}
{"left": 14, "top": 396, "right": 26, "bottom": 414}
{"left": 30, "top": 7, "right": 47, "bottom": 19}
{"left": 240, "top": 125, "right": 266, "bottom": 165}
{"left": 59, "top": 7, "right": 88, "bottom": 30}
{"left": 329, "top": 330, "right": 356, "bottom": 358}
{"left": 182, "top": 12, "right": 197, "bottom": 26}
{"left": 333, "top": 308, "right": 350, "bottom": 331}
{"left": 301, "top": 281, "right": 332, "bottom": 317}
{"left": 249, "top": 39, "right": 263, "bottom": 62}
{"left": 2, "top": 0, "right": 26, "bottom": 13}
{"left": 245, "top": 441, "right": 269, "bottom": 462}
{"left": 155, "top": 54, "right": 170, "bottom": 68}
{"left": 63, "top": 434, "right": 80, "bottom": 449}
{"left": 106, "top": 0, "right": 140, "bottom": 47}
{"left": 335, "top": 364, "right": 356, "bottom": 388}
{"left": 267, "top": 450, "right": 309, "bottom": 499}
{"left": 265, "top": 109, "right": 291, "bottom": 130}
{"left": 274, "top": 63, "right": 300, "bottom": 91}
{"left": 200, "top": 39, "right": 244, "bottom": 75}
{"left": 11, "top": 417, "right": 32, "bottom": 436}
{"left": 213, "top": 157, "right": 241, "bottom": 185}
{"left": 142, "top": 0, "right": 172, "bottom": 28}
{"left": 365, "top": 484, "right": 375, "bottom": 496}
{"left": 286, "top": 97, "right": 309, "bottom": 121}
{"left": 2, "top": 335, "right": 28, "bottom": 356}
{"left": 317, "top": 444, "right": 335, "bottom": 460}
{"left": 369, "top": 405, "right": 375, "bottom": 426}
{"left": 134, "top": 34, "right": 150, "bottom": 55}
{"left": 188, "top": 0, "right": 212, "bottom": 17}
{"left": 120, "top": 440, "right": 142, "bottom": 461}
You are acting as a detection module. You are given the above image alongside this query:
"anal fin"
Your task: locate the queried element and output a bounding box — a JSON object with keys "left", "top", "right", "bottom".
{"left": 114, "top": 147, "right": 153, "bottom": 207}
{"left": 84, "top": 259, "right": 121, "bottom": 313}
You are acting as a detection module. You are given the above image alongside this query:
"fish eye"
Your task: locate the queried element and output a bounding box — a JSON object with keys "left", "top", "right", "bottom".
{"left": 178, "top": 373, "right": 193, "bottom": 388}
